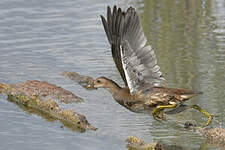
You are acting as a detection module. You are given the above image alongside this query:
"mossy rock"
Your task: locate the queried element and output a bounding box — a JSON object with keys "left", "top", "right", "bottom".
{"left": 0, "top": 80, "right": 97, "bottom": 132}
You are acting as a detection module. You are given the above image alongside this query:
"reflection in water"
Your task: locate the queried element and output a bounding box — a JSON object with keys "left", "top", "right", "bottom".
{"left": 139, "top": 0, "right": 214, "bottom": 88}
{"left": 136, "top": 0, "right": 225, "bottom": 149}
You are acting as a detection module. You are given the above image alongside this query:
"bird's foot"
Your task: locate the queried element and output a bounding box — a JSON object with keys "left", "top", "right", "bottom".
{"left": 152, "top": 102, "right": 177, "bottom": 122}
{"left": 189, "top": 105, "right": 214, "bottom": 128}
{"left": 152, "top": 109, "right": 165, "bottom": 121}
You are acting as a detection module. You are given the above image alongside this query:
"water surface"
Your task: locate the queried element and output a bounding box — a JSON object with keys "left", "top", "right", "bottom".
{"left": 0, "top": 0, "right": 224, "bottom": 150}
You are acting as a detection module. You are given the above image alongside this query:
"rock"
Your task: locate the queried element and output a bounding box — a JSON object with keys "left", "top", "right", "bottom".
{"left": 198, "top": 127, "right": 225, "bottom": 149}
{"left": 2, "top": 80, "right": 83, "bottom": 104}
{"left": 184, "top": 122, "right": 225, "bottom": 149}
{"left": 126, "top": 136, "right": 163, "bottom": 150}
{"left": 0, "top": 80, "right": 97, "bottom": 131}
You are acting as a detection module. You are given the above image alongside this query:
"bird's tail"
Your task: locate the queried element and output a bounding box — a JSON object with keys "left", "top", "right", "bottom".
{"left": 179, "top": 91, "right": 203, "bottom": 100}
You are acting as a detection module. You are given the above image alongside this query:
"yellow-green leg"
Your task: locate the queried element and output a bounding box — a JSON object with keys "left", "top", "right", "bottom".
{"left": 152, "top": 102, "right": 177, "bottom": 120}
{"left": 189, "top": 105, "right": 213, "bottom": 127}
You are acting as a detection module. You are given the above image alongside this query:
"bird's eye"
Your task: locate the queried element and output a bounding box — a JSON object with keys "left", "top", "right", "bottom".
{"left": 97, "top": 80, "right": 101, "bottom": 83}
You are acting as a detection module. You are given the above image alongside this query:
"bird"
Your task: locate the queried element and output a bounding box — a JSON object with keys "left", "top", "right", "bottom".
{"left": 92, "top": 6, "right": 213, "bottom": 127}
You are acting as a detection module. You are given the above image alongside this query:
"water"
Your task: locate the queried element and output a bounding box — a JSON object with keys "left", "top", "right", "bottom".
{"left": 0, "top": 0, "right": 224, "bottom": 149}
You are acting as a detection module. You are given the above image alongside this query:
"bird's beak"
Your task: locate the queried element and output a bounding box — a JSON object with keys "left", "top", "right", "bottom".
{"left": 86, "top": 81, "right": 97, "bottom": 89}
{"left": 86, "top": 84, "right": 92, "bottom": 88}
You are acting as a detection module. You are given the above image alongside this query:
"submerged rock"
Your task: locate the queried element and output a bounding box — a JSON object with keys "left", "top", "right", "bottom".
{"left": 0, "top": 80, "right": 97, "bottom": 131}
{"left": 61, "top": 72, "right": 96, "bottom": 90}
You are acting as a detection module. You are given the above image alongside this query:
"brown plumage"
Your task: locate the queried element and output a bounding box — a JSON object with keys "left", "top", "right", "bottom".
{"left": 93, "top": 77, "right": 201, "bottom": 114}
{"left": 94, "top": 6, "right": 205, "bottom": 118}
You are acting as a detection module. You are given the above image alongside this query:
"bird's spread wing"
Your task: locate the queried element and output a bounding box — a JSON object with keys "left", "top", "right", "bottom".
{"left": 101, "top": 6, "right": 165, "bottom": 94}
{"left": 101, "top": 6, "right": 128, "bottom": 86}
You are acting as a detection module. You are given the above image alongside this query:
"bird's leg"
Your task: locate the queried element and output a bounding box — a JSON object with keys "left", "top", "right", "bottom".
{"left": 152, "top": 102, "right": 177, "bottom": 120}
{"left": 189, "top": 105, "right": 213, "bottom": 127}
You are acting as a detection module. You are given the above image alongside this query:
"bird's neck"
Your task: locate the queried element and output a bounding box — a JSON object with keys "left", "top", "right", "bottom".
{"left": 105, "top": 79, "right": 121, "bottom": 95}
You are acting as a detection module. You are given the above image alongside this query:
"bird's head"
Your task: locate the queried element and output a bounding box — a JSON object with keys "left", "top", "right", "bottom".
{"left": 93, "top": 77, "right": 110, "bottom": 88}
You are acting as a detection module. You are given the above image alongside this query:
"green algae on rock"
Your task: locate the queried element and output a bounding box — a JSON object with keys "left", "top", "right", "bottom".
{"left": 61, "top": 72, "right": 96, "bottom": 90}
{"left": 0, "top": 80, "right": 97, "bottom": 131}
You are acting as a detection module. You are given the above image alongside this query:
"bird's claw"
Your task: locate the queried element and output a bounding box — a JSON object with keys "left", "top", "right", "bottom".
{"left": 152, "top": 109, "right": 166, "bottom": 122}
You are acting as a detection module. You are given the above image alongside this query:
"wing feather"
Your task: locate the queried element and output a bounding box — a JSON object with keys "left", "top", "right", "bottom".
{"left": 101, "top": 6, "right": 166, "bottom": 93}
